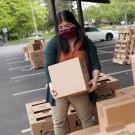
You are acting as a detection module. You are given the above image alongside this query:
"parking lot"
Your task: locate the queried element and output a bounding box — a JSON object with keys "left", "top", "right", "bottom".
{"left": 0, "top": 39, "right": 134, "bottom": 135}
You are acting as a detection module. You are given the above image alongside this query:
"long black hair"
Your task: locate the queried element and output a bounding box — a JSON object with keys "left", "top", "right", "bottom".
{"left": 56, "top": 10, "right": 88, "bottom": 54}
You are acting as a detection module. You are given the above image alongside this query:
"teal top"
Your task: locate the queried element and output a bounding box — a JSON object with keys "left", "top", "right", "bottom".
{"left": 44, "top": 36, "right": 101, "bottom": 106}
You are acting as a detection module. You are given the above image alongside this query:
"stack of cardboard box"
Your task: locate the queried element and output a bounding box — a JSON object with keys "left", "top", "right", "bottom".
{"left": 113, "top": 27, "right": 135, "bottom": 64}
{"left": 26, "top": 100, "right": 103, "bottom": 135}
{"left": 69, "top": 85, "right": 135, "bottom": 135}
{"left": 26, "top": 57, "right": 121, "bottom": 135}
{"left": 23, "top": 46, "right": 29, "bottom": 61}
{"left": 23, "top": 39, "right": 46, "bottom": 68}
{"left": 68, "top": 55, "right": 135, "bottom": 135}
{"left": 28, "top": 43, "right": 42, "bottom": 52}
{"left": 29, "top": 50, "right": 44, "bottom": 68}
{"left": 54, "top": 57, "right": 120, "bottom": 130}
{"left": 97, "top": 55, "right": 135, "bottom": 133}
{"left": 97, "top": 94, "right": 135, "bottom": 132}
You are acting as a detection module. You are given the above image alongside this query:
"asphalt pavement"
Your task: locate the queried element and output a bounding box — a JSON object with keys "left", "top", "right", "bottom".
{"left": 0, "top": 39, "right": 134, "bottom": 135}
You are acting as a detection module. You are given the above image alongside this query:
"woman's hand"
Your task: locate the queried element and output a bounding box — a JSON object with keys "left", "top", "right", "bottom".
{"left": 88, "top": 79, "right": 98, "bottom": 92}
{"left": 49, "top": 82, "right": 58, "bottom": 98}
{"left": 88, "top": 69, "right": 100, "bottom": 92}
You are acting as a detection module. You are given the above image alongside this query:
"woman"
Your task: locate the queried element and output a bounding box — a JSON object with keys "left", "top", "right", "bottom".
{"left": 45, "top": 10, "right": 101, "bottom": 135}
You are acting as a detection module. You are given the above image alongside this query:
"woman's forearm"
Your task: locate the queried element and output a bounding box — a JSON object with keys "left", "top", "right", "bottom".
{"left": 92, "top": 69, "right": 100, "bottom": 81}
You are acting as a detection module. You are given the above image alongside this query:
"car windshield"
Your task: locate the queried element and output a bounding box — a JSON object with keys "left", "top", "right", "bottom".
{"left": 84, "top": 27, "right": 99, "bottom": 32}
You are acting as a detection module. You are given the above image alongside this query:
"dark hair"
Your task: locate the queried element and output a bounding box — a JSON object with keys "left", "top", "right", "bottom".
{"left": 56, "top": 10, "right": 88, "bottom": 54}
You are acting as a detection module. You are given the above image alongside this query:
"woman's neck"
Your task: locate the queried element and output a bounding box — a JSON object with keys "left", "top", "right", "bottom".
{"left": 68, "top": 36, "right": 77, "bottom": 46}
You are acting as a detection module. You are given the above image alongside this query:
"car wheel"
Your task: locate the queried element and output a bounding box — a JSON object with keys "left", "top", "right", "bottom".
{"left": 106, "top": 33, "right": 113, "bottom": 41}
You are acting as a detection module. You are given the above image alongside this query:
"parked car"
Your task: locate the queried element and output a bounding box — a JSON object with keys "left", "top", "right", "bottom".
{"left": 84, "top": 26, "right": 117, "bottom": 42}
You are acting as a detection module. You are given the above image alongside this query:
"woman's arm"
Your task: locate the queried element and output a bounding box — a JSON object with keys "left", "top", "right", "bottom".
{"left": 87, "top": 39, "right": 101, "bottom": 72}
{"left": 92, "top": 69, "right": 100, "bottom": 82}
{"left": 44, "top": 36, "right": 59, "bottom": 98}
{"left": 44, "top": 37, "right": 58, "bottom": 84}
{"left": 87, "top": 39, "right": 101, "bottom": 92}
{"left": 88, "top": 69, "right": 100, "bottom": 92}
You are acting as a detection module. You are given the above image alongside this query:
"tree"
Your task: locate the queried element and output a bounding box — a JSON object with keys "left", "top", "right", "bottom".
{"left": 0, "top": 0, "right": 48, "bottom": 37}
{"left": 44, "top": 0, "right": 75, "bottom": 31}
{"left": 0, "top": 1, "right": 16, "bottom": 32}
{"left": 83, "top": 0, "right": 135, "bottom": 26}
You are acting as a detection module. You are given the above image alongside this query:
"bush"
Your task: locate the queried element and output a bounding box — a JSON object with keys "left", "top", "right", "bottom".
{"left": 9, "top": 33, "right": 19, "bottom": 40}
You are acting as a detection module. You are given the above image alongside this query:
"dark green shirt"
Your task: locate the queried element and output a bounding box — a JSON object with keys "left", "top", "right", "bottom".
{"left": 44, "top": 36, "right": 101, "bottom": 106}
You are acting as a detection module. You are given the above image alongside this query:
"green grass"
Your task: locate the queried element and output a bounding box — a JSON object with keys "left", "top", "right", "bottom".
{"left": 6, "top": 37, "right": 31, "bottom": 45}
{"left": 6, "top": 33, "right": 55, "bottom": 45}
{"left": 98, "top": 25, "right": 119, "bottom": 31}
{"left": 43, "top": 32, "right": 55, "bottom": 39}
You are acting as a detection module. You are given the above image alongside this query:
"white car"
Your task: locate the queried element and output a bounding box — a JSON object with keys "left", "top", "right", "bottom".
{"left": 85, "top": 27, "right": 117, "bottom": 42}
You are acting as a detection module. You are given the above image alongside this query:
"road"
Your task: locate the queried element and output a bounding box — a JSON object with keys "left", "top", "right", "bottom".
{"left": 0, "top": 40, "right": 133, "bottom": 135}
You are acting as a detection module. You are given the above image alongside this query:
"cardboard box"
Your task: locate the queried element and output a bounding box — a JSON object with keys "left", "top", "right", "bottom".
{"left": 23, "top": 46, "right": 28, "bottom": 53}
{"left": 24, "top": 52, "right": 29, "bottom": 61}
{"left": 26, "top": 101, "right": 54, "bottom": 135}
{"left": 29, "top": 50, "right": 44, "bottom": 61}
{"left": 96, "top": 73, "right": 120, "bottom": 101}
{"left": 32, "top": 43, "right": 42, "bottom": 51}
{"left": 26, "top": 100, "right": 51, "bottom": 114}
{"left": 34, "top": 39, "right": 46, "bottom": 50}
{"left": 29, "top": 50, "right": 44, "bottom": 68}
{"left": 48, "top": 57, "right": 90, "bottom": 99}
{"left": 68, "top": 125, "right": 100, "bottom": 135}
{"left": 42, "top": 40, "right": 47, "bottom": 50}
{"left": 96, "top": 95, "right": 135, "bottom": 132}
{"left": 23, "top": 46, "right": 29, "bottom": 61}
{"left": 68, "top": 123, "right": 135, "bottom": 135}
{"left": 131, "top": 55, "right": 135, "bottom": 86}
{"left": 28, "top": 43, "right": 43, "bottom": 52}
{"left": 34, "top": 39, "right": 42, "bottom": 45}
{"left": 26, "top": 100, "right": 70, "bottom": 135}
{"left": 26, "top": 100, "right": 75, "bottom": 135}
{"left": 115, "top": 86, "right": 135, "bottom": 97}
{"left": 26, "top": 100, "right": 98, "bottom": 135}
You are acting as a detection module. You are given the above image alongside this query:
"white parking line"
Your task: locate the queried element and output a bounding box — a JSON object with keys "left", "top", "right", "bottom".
{"left": 108, "top": 69, "right": 131, "bottom": 76}
{"left": 100, "top": 59, "right": 112, "bottom": 63}
{"left": 8, "top": 65, "right": 31, "bottom": 71}
{"left": 5, "top": 51, "right": 23, "bottom": 56}
{"left": 21, "top": 128, "right": 31, "bottom": 133}
{"left": 13, "top": 87, "right": 46, "bottom": 96}
{"left": 98, "top": 50, "right": 113, "bottom": 54}
{"left": 10, "top": 72, "right": 44, "bottom": 80}
{"left": 98, "top": 46, "right": 114, "bottom": 50}
{"left": 6, "top": 57, "right": 24, "bottom": 61}
{"left": 98, "top": 53, "right": 105, "bottom": 55}
{"left": 5, "top": 52, "right": 23, "bottom": 56}
{"left": 6, "top": 60, "right": 26, "bottom": 64}
{"left": 96, "top": 42, "right": 115, "bottom": 47}
{"left": 21, "top": 67, "right": 34, "bottom": 71}
{"left": 98, "top": 53, "right": 104, "bottom": 55}
{"left": 5, "top": 54, "right": 24, "bottom": 59}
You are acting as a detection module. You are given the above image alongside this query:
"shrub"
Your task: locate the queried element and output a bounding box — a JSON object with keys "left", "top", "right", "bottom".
{"left": 9, "top": 33, "right": 19, "bottom": 40}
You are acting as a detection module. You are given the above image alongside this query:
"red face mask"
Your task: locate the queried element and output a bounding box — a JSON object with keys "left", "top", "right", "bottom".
{"left": 59, "top": 26, "right": 77, "bottom": 39}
